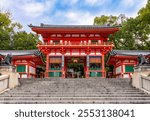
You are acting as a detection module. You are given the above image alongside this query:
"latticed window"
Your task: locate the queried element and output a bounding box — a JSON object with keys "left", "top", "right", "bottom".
{"left": 49, "top": 72, "right": 62, "bottom": 77}
{"left": 90, "top": 72, "right": 102, "bottom": 77}
{"left": 125, "top": 65, "right": 134, "bottom": 72}
{"left": 53, "top": 40, "right": 60, "bottom": 45}
{"left": 49, "top": 56, "right": 62, "bottom": 70}
{"left": 91, "top": 40, "right": 98, "bottom": 44}
{"left": 17, "top": 65, "right": 26, "bottom": 72}
{"left": 89, "top": 56, "right": 102, "bottom": 70}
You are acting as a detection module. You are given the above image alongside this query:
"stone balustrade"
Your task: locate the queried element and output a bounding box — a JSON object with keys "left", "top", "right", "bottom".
{"left": 132, "top": 65, "right": 150, "bottom": 93}
{"left": 141, "top": 75, "right": 150, "bottom": 93}
{"left": 0, "top": 66, "right": 19, "bottom": 92}
{"left": 0, "top": 75, "right": 9, "bottom": 93}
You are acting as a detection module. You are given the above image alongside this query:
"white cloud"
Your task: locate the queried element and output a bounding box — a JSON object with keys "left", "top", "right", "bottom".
{"left": 120, "top": 0, "right": 147, "bottom": 8}
{"left": 119, "top": 0, "right": 147, "bottom": 17}
{"left": 21, "top": 2, "right": 45, "bottom": 17}
{"left": 17, "top": 0, "right": 56, "bottom": 18}
{"left": 63, "top": 0, "right": 78, "bottom": 5}
{"left": 70, "top": 0, "right": 79, "bottom": 5}
{"left": 0, "top": 0, "right": 13, "bottom": 11}
{"left": 0, "top": 0, "right": 56, "bottom": 18}
{"left": 0, "top": 0, "right": 56, "bottom": 32}
{"left": 0, "top": 0, "right": 148, "bottom": 33}
{"left": 0, "top": 0, "right": 8, "bottom": 8}
{"left": 54, "top": 10, "right": 95, "bottom": 25}
{"left": 120, "top": 0, "right": 135, "bottom": 7}
{"left": 84, "top": 0, "right": 110, "bottom": 6}
{"left": 136, "top": 0, "right": 147, "bottom": 9}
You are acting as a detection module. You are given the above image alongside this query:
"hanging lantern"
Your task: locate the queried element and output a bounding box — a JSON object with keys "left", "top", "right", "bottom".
{"left": 72, "top": 58, "right": 79, "bottom": 63}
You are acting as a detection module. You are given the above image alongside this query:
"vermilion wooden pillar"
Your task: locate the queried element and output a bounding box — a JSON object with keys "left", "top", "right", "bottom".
{"left": 102, "top": 54, "right": 105, "bottom": 78}
{"left": 45, "top": 54, "right": 49, "bottom": 77}
{"left": 27, "top": 61, "right": 30, "bottom": 78}
{"left": 85, "top": 55, "right": 89, "bottom": 78}
{"left": 84, "top": 57, "right": 86, "bottom": 78}
{"left": 64, "top": 57, "right": 66, "bottom": 78}
{"left": 62, "top": 55, "right": 65, "bottom": 78}
{"left": 86, "top": 67, "right": 89, "bottom": 78}
{"left": 121, "top": 62, "right": 124, "bottom": 78}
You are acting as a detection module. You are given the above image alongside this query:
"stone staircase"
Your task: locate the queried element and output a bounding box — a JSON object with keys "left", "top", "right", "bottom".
{"left": 0, "top": 78, "right": 150, "bottom": 104}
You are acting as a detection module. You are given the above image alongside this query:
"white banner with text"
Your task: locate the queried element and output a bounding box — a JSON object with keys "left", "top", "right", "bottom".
{"left": 0, "top": 104, "right": 149, "bottom": 121}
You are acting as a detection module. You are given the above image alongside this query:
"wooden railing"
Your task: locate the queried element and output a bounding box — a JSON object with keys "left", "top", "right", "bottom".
{"left": 38, "top": 42, "right": 113, "bottom": 46}
{"left": 141, "top": 75, "right": 150, "bottom": 93}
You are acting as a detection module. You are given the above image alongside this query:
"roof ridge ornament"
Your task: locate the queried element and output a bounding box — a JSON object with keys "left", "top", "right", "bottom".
{"left": 0, "top": 54, "right": 13, "bottom": 66}
{"left": 110, "top": 51, "right": 117, "bottom": 56}
{"left": 40, "top": 23, "right": 44, "bottom": 27}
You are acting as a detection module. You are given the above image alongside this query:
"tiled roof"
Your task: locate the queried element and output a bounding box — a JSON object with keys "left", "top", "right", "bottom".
{"left": 106, "top": 50, "right": 150, "bottom": 65}
{"left": 110, "top": 50, "right": 150, "bottom": 56}
{"left": 0, "top": 50, "right": 40, "bottom": 56}
{"left": 29, "top": 24, "right": 120, "bottom": 29}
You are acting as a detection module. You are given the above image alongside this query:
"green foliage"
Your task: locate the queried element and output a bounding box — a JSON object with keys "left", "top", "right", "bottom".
{"left": 0, "top": 11, "right": 39, "bottom": 50}
{"left": 0, "top": 12, "right": 12, "bottom": 49}
{"left": 138, "top": 0, "right": 150, "bottom": 25}
{"left": 12, "top": 31, "right": 39, "bottom": 50}
{"left": 94, "top": 15, "right": 109, "bottom": 25}
{"left": 94, "top": 0, "right": 150, "bottom": 76}
{"left": 93, "top": 0, "right": 150, "bottom": 50}
{"left": 94, "top": 15, "right": 117, "bottom": 26}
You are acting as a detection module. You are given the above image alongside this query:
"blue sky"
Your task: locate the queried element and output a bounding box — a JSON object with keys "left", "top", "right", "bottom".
{"left": 0, "top": 0, "right": 147, "bottom": 32}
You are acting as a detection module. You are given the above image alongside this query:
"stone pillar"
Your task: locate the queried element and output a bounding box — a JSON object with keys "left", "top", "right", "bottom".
{"left": 0, "top": 66, "right": 19, "bottom": 89}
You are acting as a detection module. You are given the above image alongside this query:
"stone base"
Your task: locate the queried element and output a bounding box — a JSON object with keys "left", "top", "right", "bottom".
{"left": 0, "top": 66, "right": 19, "bottom": 89}
{"left": 132, "top": 65, "right": 150, "bottom": 89}
{"left": 0, "top": 66, "right": 16, "bottom": 72}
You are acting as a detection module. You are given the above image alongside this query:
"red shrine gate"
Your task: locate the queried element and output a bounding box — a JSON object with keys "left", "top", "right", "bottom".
{"left": 29, "top": 24, "right": 119, "bottom": 78}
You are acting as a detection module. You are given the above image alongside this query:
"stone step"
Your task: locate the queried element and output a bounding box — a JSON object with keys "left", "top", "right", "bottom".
{"left": 1, "top": 96, "right": 150, "bottom": 100}
{"left": 0, "top": 100, "right": 150, "bottom": 104}
{"left": 18, "top": 85, "right": 131, "bottom": 87}
{"left": 1, "top": 78, "right": 149, "bottom": 104}
{"left": 20, "top": 78, "right": 130, "bottom": 80}
{"left": 19, "top": 88, "right": 133, "bottom": 90}
{"left": 11, "top": 89, "right": 139, "bottom": 92}
{"left": 17, "top": 84, "right": 133, "bottom": 86}
{"left": 1, "top": 100, "right": 150, "bottom": 104}
{"left": 20, "top": 84, "right": 130, "bottom": 86}
{"left": 0, "top": 99, "right": 150, "bottom": 104}
{"left": 8, "top": 91, "right": 137, "bottom": 93}
{"left": 0, "top": 94, "right": 149, "bottom": 97}
{"left": 14, "top": 86, "right": 136, "bottom": 89}
{"left": 20, "top": 82, "right": 130, "bottom": 84}
{"left": 1, "top": 91, "right": 145, "bottom": 95}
